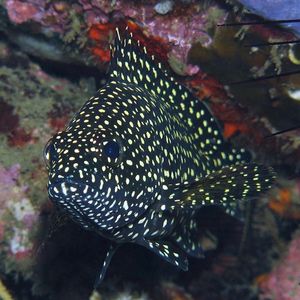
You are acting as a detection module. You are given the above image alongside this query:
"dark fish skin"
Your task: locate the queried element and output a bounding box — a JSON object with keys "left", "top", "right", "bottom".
{"left": 44, "top": 27, "right": 276, "bottom": 287}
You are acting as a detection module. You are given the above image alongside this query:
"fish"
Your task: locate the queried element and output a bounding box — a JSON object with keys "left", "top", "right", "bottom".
{"left": 44, "top": 27, "right": 276, "bottom": 288}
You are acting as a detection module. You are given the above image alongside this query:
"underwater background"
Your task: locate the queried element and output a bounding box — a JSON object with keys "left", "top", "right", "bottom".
{"left": 0, "top": 0, "right": 300, "bottom": 299}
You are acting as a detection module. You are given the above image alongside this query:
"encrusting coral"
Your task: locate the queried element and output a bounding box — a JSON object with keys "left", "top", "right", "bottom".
{"left": 258, "top": 230, "right": 300, "bottom": 300}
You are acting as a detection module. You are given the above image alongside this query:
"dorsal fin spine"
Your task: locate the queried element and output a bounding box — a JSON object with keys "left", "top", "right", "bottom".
{"left": 116, "top": 27, "right": 121, "bottom": 42}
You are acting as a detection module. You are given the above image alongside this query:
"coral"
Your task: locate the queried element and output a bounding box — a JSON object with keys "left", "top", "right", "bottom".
{"left": 0, "top": 40, "right": 96, "bottom": 295}
{"left": 154, "top": 0, "right": 174, "bottom": 15}
{"left": 5, "top": 0, "right": 71, "bottom": 33}
{"left": 159, "top": 282, "right": 193, "bottom": 300}
{"left": 6, "top": 0, "right": 39, "bottom": 24}
{"left": 268, "top": 180, "right": 300, "bottom": 220}
{"left": 1, "top": 1, "right": 300, "bottom": 299}
{"left": 0, "top": 55, "right": 95, "bottom": 171}
{"left": 3, "top": 0, "right": 227, "bottom": 75}
{"left": 115, "top": 2, "right": 223, "bottom": 75}
{"left": 0, "top": 163, "right": 36, "bottom": 261}
{"left": 83, "top": 1, "right": 225, "bottom": 74}
{"left": 110, "top": 290, "right": 149, "bottom": 300}
{"left": 259, "top": 230, "right": 300, "bottom": 300}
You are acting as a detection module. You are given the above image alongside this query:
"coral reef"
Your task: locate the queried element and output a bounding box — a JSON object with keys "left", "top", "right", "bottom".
{"left": 3, "top": 0, "right": 226, "bottom": 75}
{"left": 258, "top": 230, "right": 300, "bottom": 300}
{"left": 0, "top": 0, "right": 299, "bottom": 299}
{"left": 90, "top": 289, "right": 150, "bottom": 300}
{"left": 0, "top": 163, "right": 36, "bottom": 261}
{"left": 268, "top": 180, "right": 300, "bottom": 220}
{"left": 0, "top": 39, "right": 96, "bottom": 298}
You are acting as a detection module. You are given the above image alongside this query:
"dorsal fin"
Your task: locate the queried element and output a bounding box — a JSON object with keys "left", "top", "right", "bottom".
{"left": 108, "top": 27, "right": 182, "bottom": 100}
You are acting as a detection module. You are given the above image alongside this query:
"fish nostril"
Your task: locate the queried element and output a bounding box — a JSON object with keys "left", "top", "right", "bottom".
{"left": 64, "top": 176, "right": 78, "bottom": 185}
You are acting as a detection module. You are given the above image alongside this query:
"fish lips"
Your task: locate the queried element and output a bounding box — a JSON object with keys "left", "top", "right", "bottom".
{"left": 48, "top": 179, "right": 101, "bottom": 225}
{"left": 48, "top": 179, "right": 98, "bottom": 201}
{"left": 47, "top": 179, "right": 151, "bottom": 231}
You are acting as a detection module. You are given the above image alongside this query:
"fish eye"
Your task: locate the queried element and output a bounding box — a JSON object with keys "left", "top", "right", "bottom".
{"left": 103, "top": 140, "right": 120, "bottom": 159}
{"left": 43, "top": 139, "right": 57, "bottom": 169}
{"left": 101, "top": 137, "right": 123, "bottom": 166}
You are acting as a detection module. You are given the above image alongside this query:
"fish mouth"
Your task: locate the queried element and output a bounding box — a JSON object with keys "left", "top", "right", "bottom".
{"left": 48, "top": 178, "right": 152, "bottom": 231}
{"left": 48, "top": 178, "right": 98, "bottom": 202}
{"left": 48, "top": 178, "right": 100, "bottom": 227}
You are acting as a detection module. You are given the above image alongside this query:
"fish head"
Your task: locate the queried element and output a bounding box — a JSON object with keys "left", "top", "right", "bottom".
{"left": 44, "top": 88, "right": 162, "bottom": 231}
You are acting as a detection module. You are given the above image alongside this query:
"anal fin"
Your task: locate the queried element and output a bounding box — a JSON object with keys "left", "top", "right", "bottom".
{"left": 137, "top": 238, "right": 188, "bottom": 271}
{"left": 171, "top": 214, "right": 204, "bottom": 258}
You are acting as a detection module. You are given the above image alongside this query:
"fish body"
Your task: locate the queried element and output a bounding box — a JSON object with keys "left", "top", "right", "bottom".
{"left": 44, "top": 28, "right": 275, "bottom": 287}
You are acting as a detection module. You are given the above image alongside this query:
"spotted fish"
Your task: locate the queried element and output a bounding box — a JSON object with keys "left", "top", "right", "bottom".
{"left": 44, "top": 27, "right": 275, "bottom": 287}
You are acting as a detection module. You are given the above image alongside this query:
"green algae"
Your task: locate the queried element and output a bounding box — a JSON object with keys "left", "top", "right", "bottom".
{"left": 64, "top": 9, "right": 83, "bottom": 43}
{"left": 0, "top": 135, "right": 42, "bottom": 167}
{"left": 204, "top": 6, "right": 226, "bottom": 35}
{"left": 0, "top": 55, "right": 99, "bottom": 291}
{"left": 63, "top": 8, "right": 88, "bottom": 49}
{"left": 0, "top": 134, "right": 48, "bottom": 211}
{"left": 0, "top": 64, "right": 93, "bottom": 132}
{"left": 0, "top": 62, "right": 96, "bottom": 207}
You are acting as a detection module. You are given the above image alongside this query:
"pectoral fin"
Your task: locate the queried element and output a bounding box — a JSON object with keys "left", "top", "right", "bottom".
{"left": 162, "top": 164, "right": 276, "bottom": 217}
{"left": 94, "top": 243, "right": 120, "bottom": 288}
